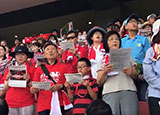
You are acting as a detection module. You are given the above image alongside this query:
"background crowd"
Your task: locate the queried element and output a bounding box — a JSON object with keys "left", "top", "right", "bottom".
{"left": 0, "top": 12, "right": 160, "bottom": 115}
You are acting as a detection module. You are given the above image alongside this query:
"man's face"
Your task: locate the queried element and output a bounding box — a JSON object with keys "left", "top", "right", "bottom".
{"left": 44, "top": 45, "right": 58, "bottom": 60}
{"left": 125, "top": 19, "right": 138, "bottom": 31}
{"left": 66, "top": 33, "right": 78, "bottom": 45}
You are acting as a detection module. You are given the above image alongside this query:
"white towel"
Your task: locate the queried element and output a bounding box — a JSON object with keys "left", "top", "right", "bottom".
{"left": 50, "top": 91, "right": 62, "bottom": 115}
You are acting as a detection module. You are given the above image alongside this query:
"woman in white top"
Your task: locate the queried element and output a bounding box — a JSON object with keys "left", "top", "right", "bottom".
{"left": 97, "top": 31, "right": 138, "bottom": 115}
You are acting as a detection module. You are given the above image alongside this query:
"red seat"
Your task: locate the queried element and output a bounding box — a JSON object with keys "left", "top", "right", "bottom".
{"left": 139, "top": 101, "right": 150, "bottom": 115}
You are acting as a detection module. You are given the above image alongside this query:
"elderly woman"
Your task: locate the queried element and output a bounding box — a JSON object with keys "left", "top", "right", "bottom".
{"left": 0, "top": 45, "right": 35, "bottom": 115}
{"left": 97, "top": 31, "right": 138, "bottom": 115}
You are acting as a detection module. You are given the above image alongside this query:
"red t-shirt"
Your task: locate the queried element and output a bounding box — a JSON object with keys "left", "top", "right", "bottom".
{"left": 62, "top": 50, "right": 78, "bottom": 73}
{"left": 32, "top": 62, "right": 67, "bottom": 112}
{"left": 62, "top": 43, "right": 89, "bottom": 74}
{"left": 75, "top": 44, "right": 89, "bottom": 58}
{"left": 3, "top": 62, "right": 35, "bottom": 108}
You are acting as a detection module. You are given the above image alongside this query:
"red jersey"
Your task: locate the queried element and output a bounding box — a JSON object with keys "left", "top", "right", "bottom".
{"left": 62, "top": 50, "right": 78, "bottom": 73}
{"left": 62, "top": 43, "right": 88, "bottom": 73}
{"left": 32, "top": 62, "right": 67, "bottom": 112}
{"left": 75, "top": 43, "right": 89, "bottom": 58}
{"left": 3, "top": 62, "right": 35, "bottom": 108}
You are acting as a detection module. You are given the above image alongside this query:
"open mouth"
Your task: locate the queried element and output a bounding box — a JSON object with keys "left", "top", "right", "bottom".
{"left": 112, "top": 43, "right": 118, "bottom": 47}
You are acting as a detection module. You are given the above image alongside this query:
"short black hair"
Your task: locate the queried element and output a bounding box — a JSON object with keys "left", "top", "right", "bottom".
{"left": 47, "top": 34, "right": 59, "bottom": 44}
{"left": 78, "top": 58, "right": 91, "bottom": 67}
{"left": 42, "top": 41, "right": 58, "bottom": 51}
{"left": 67, "top": 30, "right": 78, "bottom": 38}
{"left": 0, "top": 45, "right": 6, "bottom": 51}
{"left": 85, "top": 99, "right": 112, "bottom": 115}
{"left": 51, "top": 29, "right": 58, "bottom": 34}
{"left": 103, "top": 31, "right": 121, "bottom": 53}
{"left": 0, "top": 45, "right": 7, "bottom": 60}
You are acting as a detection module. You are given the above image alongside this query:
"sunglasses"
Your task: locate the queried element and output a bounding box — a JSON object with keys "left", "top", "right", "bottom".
{"left": 66, "top": 36, "right": 76, "bottom": 40}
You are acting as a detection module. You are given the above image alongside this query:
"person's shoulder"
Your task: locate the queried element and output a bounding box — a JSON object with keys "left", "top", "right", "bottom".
{"left": 146, "top": 47, "right": 153, "bottom": 54}
{"left": 121, "top": 35, "right": 129, "bottom": 41}
{"left": 56, "top": 62, "right": 66, "bottom": 66}
{"left": 136, "top": 35, "right": 147, "bottom": 40}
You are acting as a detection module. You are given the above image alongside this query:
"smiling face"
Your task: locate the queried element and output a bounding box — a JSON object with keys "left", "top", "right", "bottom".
{"left": 44, "top": 45, "right": 58, "bottom": 60}
{"left": 15, "top": 53, "right": 27, "bottom": 65}
{"left": 107, "top": 34, "right": 120, "bottom": 49}
{"left": 91, "top": 31, "right": 103, "bottom": 43}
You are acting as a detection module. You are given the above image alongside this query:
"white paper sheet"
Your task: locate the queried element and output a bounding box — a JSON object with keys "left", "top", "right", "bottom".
{"left": 32, "top": 81, "right": 51, "bottom": 90}
{"left": 109, "top": 48, "right": 131, "bottom": 71}
{"left": 8, "top": 79, "right": 27, "bottom": 88}
{"left": 65, "top": 73, "right": 82, "bottom": 84}
{"left": 60, "top": 41, "right": 75, "bottom": 50}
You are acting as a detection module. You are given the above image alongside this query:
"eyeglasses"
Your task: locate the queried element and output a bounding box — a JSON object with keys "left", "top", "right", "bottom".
{"left": 66, "top": 36, "right": 76, "bottom": 40}
{"left": 77, "top": 65, "right": 87, "bottom": 70}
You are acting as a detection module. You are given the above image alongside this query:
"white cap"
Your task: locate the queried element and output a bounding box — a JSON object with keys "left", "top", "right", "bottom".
{"left": 147, "top": 13, "right": 156, "bottom": 20}
{"left": 151, "top": 19, "right": 160, "bottom": 41}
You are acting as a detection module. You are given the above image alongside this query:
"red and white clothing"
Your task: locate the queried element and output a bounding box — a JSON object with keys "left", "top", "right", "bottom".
{"left": 3, "top": 61, "right": 35, "bottom": 108}
{"left": 11, "top": 46, "right": 16, "bottom": 52}
{"left": 62, "top": 43, "right": 88, "bottom": 73}
{"left": 62, "top": 50, "right": 78, "bottom": 73}
{"left": 0, "top": 59, "right": 10, "bottom": 90}
{"left": 88, "top": 43, "right": 105, "bottom": 79}
{"left": 32, "top": 62, "right": 68, "bottom": 112}
{"left": 75, "top": 43, "right": 89, "bottom": 58}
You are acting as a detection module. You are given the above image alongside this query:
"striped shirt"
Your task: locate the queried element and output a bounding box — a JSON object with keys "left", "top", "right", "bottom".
{"left": 70, "top": 78, "right": 98, "bottom": 115}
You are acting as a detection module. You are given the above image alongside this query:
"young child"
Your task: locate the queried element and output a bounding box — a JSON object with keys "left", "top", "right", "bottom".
{"left": 64, "top": 58, "right": 98, "bottom": 115}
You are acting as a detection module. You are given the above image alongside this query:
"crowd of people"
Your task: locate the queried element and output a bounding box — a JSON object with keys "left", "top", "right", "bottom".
{"left": 0, "top": 12, "right": 160, "bottom": 115}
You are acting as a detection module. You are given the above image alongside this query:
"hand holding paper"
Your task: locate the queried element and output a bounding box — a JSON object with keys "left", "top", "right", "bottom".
{"left": 23, "top": 73, "right": 30, "bottom": 82}
{"left": 32, "top": 81, "right": 51, "bottom": 90}
{"left": 30, "top": 87, "right": 39, "bottom": 94}
{"left": 64, "top": 81, "right": 70, "bottom": 89}
{"left": 103, "top": 63, "right": 114, "bottom": 73}
{"left": 109, "top": 48, "right": 131, "bottom": 71}
{"left": 60, "top": 41, "right": 75, "bottom": 50}
{"left": 50, "top": 84, "right": 63, "bottom": 92}
{"left": 65, "top": 73, "right": 82, "bottom": 84}
{"left": 82, "top": 80, "right": 89, "bottom": 87}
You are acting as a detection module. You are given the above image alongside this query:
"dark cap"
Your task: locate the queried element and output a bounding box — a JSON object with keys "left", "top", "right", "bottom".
{"left": 9, "top": 46, "right": 33, "bottom": 58}
{"left": 87, "top": 26, "right": 106, "bottom": 45}
{"left": 124, "top": 13, "right": 139, "bottom": 26}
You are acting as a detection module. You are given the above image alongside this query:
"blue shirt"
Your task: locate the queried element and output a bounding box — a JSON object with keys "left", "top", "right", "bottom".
{"left": 121, "top": 35, "right": 151, "bottom": 64}
{"left": 143, "top": 47, "right": 160, "bottom": 98}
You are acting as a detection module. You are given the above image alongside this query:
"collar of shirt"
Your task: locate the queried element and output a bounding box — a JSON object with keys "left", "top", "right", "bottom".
{"left": 82, "top": 75, "right": 90, "bottom": 79}
{"left": 126, "top": 34, "right": 138, "bottom": 40}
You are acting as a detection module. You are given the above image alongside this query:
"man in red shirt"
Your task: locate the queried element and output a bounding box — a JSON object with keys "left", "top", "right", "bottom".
{"left": 62, "top": 30, "right": 89, "bottom": 73}
{"left": 30, "top": 42, "right": 71, "bottom": 115}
